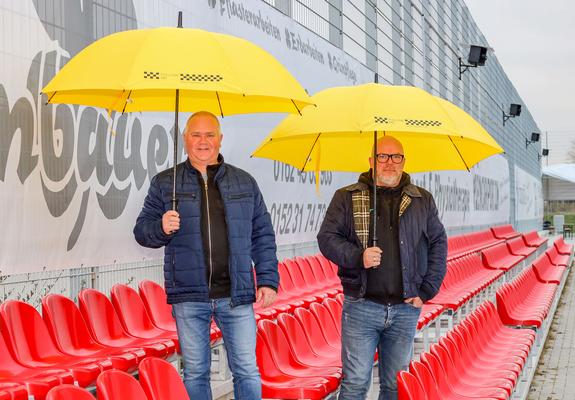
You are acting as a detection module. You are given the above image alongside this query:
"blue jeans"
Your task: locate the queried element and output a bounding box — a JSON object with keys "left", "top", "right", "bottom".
{"left": 338, "top": 297, "right": 421, "bottom": 400}
{"left": 172, "top": 299, "right": 261, "bottom": 400}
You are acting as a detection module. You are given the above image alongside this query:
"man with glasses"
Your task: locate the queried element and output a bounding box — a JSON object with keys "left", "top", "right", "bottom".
{"left": 317, "top": 136, "right": 447, "bottom": 400}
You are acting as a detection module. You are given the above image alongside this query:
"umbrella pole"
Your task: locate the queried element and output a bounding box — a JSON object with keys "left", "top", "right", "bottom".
{"left": 171, "top": 11, "right": 183, "bottom": 211}
{"left": 172, "top": 89, "right": 180, "bottom": 211}
{"left": 371, "top": 130, "right": 378, "bottom": 247}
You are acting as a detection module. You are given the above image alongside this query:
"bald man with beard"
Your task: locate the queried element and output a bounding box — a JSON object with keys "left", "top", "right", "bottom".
{"left": 317, "top": 136, "right": 447, "bottom": 400}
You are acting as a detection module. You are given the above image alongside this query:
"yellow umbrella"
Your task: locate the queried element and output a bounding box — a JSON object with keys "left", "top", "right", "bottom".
{"left": 252, "top": 83, "right": 503, "bottom": 173}
{"left": 252, "top": 82, "right": 504, "bottom": 246}
{"left": 42, "top": 26, "right": 311, "bottom": 114}
{"left": 42, "top": 12, "right": 312, "bottom": 208}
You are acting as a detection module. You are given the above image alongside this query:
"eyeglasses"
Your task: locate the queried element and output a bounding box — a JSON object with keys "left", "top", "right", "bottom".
{"left": 375, "top": 153, "right": 404, "bottom": 164}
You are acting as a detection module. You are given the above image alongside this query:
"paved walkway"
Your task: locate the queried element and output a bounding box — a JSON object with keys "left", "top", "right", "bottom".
{"left": 528, "top": 250, "right": 575, "bottom": 400}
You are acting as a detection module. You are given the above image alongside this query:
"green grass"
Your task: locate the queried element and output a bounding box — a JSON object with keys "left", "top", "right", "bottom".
{"left": 544, "top": 213, "right": 575, "bottom": 225}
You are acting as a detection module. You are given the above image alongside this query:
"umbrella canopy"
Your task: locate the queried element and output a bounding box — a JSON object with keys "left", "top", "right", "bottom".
{"left": 42, "top": 26, "right": 312, "bottom": 114}
{"left": 42, "top": 14, "right": 312, "bottom": 210}
{"left": 252, "top": 83, "right": 504, "bottom": 173}
{"left": 252, "top": 82, "right": 504, "bottom": 247}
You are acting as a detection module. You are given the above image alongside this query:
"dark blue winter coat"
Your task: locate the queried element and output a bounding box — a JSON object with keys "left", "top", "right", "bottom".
{"left": 134, "top": 158, "right": 279, "bottom": 305}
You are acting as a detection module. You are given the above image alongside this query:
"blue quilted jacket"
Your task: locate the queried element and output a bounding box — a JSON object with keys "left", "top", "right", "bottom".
{"left": 134, "top": 158, "right": 279, "bottom": 305}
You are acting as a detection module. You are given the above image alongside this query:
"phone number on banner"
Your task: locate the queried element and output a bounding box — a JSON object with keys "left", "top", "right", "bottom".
{"left": 269, "top": 202, "right": 328, "bottom": 235}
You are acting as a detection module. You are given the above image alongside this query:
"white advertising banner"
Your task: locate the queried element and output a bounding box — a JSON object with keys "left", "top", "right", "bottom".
{"left": 0, "top": 0, "right": 517, "bottom": 275}
{"left": 411, "top": 154, "right": 510, "bottom": 228}
{"left": 515, "top": 165, "right": 544, "bottom": 221}
{"left": 0, "top": 0, "right": 370, "bottom": 274}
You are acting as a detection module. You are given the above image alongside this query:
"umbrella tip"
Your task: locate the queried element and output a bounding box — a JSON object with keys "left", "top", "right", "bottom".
{"left": 177, "top": 11, "right": 183, "bottom": 28}
{"left": 374, "top": 73, "right": 378, "bottom": 83}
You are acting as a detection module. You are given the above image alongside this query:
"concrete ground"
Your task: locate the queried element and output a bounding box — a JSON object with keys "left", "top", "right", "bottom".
{"left": 528, "top": 254, "right": 574, "bottom": 400}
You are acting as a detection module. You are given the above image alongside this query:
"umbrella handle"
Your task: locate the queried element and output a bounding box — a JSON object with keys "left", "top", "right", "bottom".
{"left": 371, "top": 130, "right": 378, "bottom": 247}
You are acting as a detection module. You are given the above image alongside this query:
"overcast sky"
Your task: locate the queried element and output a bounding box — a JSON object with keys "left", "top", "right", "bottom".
{"left": 465, "top": 0, "right": 575, "bottom": 138}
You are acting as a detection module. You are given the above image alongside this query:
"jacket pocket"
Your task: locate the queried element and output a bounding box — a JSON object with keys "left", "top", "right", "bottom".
{"left": 227, "top": 192, "right": 253, "bottom": 200}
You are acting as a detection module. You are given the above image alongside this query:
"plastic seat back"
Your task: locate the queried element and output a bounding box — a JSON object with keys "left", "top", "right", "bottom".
{"left": 0, "top": 313, "right": 39, "bottom": 375}
{"left": 0, "top": 300, "right": 63, "bottom": 364}
{"left": 138, "top": 280, "right": 176, "bottom": 331}
{"left": 277, "top": 313, "right": 320, "bottom": 360}
{"left": 313, "top": 254, "right": 339, "bottom": 283}
{"left": 507, "top": 237, "right": 530, "bottom": 255}
{"left": 277, "top": 262, "right": 298, "bottom": 294}
{"left": 397, "top": 370, "right": 428, "bottom": 400}
{"left": 293, "top": 307, "right": 334, "bottom": 352}
{"left": 111, "top": 284, "right": 157, "bottom": 335}
{"left": 97, "top": 369, "right": 147, "bottom": 400}
{"left": 322, "top": 298, "right": 342, "bottom": 333}
{"left": 283, "top": 259, "right": 307, "bottom": 289}
{"left": 79, "top": 289, "right": 129, "bottom": 341}
{"left": 139, "top": 357, "right": 189, "bottom": 400}
{"left": 409, "top": 360, "right": 442, "bottom": 400}
{"left": 42, "top": 294, "right": 99, "bottom": 353}
{"left": 420, "top": 352, "right": 454, "bottom": 395}
{"left": 258, "top": 319, "right": 298, "bottom": 369}
{"left": 309, "top": 303, "right": 341, "bottom": 345}
{"left": 294, "top": 257, "right": 323, "bottom": 291}
{"left": 47, "top": 385, "right": 96, "bottom": 400}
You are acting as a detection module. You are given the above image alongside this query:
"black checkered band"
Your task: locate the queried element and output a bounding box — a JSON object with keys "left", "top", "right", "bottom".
{"left": 374, "top": 116, "right": 390, "bottom": 124}
{"left": 405, "top": 119, "right": 442, "bottom": 127}
{"left": 179, "top": 74, "right": 223, "bottom": 82}
{"left": 143, "top": 71, "right": 160, "bottom": 79}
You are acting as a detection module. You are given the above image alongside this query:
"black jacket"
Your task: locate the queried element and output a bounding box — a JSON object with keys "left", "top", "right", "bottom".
{"left": 317, "top": 172, "right": 447, "bottom": 302}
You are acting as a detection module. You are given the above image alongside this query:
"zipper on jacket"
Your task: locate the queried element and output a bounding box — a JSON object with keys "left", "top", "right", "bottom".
{"left": 204, "top": 181, "right": 213, "bottom": 290}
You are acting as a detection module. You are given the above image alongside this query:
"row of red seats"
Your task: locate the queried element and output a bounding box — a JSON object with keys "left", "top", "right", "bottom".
{"left": 427, "top": 230, "right": 547, "bottom": 315}
{"left": 448, "top": 225, "right": 543, "bottom": 262}
{"left": 45, "top": 357, "right": 187, "bottom": 400}
{"left": 0, "top": 286, "right": 179, "bottom": 399}
{"left": 398, "top": 301, "right": 535, "bottom": 399}
{"left": 254, "top": 255, "right": 342, "bottom": 320}
{"left": 495, "top": 237, "right": 572, "bottom": 328}
{"left": 257, "top": 296, "right": 343, "bottom": 399}
{"left": 427, "top": 253, "right": 503, "bottom": 312}
{"left": 0, "top": 254, "right": 343, "bottom": 400}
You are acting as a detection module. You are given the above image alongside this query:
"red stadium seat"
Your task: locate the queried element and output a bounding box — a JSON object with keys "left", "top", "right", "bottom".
{"left": 78, "top": 289, "right": 176, "bottom": 359}
{"left": 397, "top": 370, "right": 428, "bottom": 400}
{"left": 138, "top": 280, "right": 222, "bottom": 342}
{"left": 256, "top": 331, "right": 334, "bottom": 399}
{"left": 531, "top": 254, "right": 566, "bottom": 284}
{"left": 521, "top": 231, "right": 547, "bottom": 248}
{"left": 481, "top": 242, "right": 524, "bottom": 271}
{"left": 496, "top": 268, "right": 557, "bottom": 327}
{"left": 0, "top": 318, "right": 74, "bottom": 400}
{"left": 257, "top": 319, "right": 341, "bottom": 385}
{"left": 110, "top": 284, "right": 180, "bottom": 352}
{"left": 46, "top": 385, "right": 95, "bottom": 400}
{"left": 138, "top": 280, "right": 177, "bottom": 331}
{"left": 0, "top": 300, "right": 111, "bottom": 388}
{"left": 277, "top": 313, "right": 341, "bottom": 368}
{"left": 545, "top": 246, "right": 570, "bottom": 267}
{"left": 554, "top": 237, "right": 573, "bottom": 255}
{"left": 42, "top": 294, "right": 143, "bottom": 373}
{"left": 506, "top": 237, "right": 537, "bottom": 258}
{"left": 490, "top": 224, "right": 521, "bottom": 240}
{"left": 139, "top": 357, "right": 189, "bottom": 400}
{"left": 96, "top": 369, "right": 147, "bottom": 400}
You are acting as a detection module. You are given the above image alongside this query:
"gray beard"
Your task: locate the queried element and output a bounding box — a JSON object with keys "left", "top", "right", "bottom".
{"left": 377, "top": 174, "right": 401, "bottom": 187}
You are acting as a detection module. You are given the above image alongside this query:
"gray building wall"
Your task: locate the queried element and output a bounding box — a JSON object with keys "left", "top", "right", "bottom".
{"left": 266, "top": 0, "right": 542, "bottom": 233}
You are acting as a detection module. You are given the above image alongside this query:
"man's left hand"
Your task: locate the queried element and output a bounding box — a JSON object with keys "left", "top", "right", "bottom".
{"left": 256, "top": 287, "right": 277, "bottom": 308}
{"left": 404, "top": 296, "right": 423, "bottom": 308}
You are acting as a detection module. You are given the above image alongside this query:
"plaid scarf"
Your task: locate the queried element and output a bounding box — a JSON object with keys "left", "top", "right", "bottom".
{"left": 352, "top": 190, "right": 412, "bottom": 249}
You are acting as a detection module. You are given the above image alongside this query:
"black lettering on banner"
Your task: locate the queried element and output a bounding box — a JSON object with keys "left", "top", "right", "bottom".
{"left": 268, "top": 202, "right": 328, "bottom": 236}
